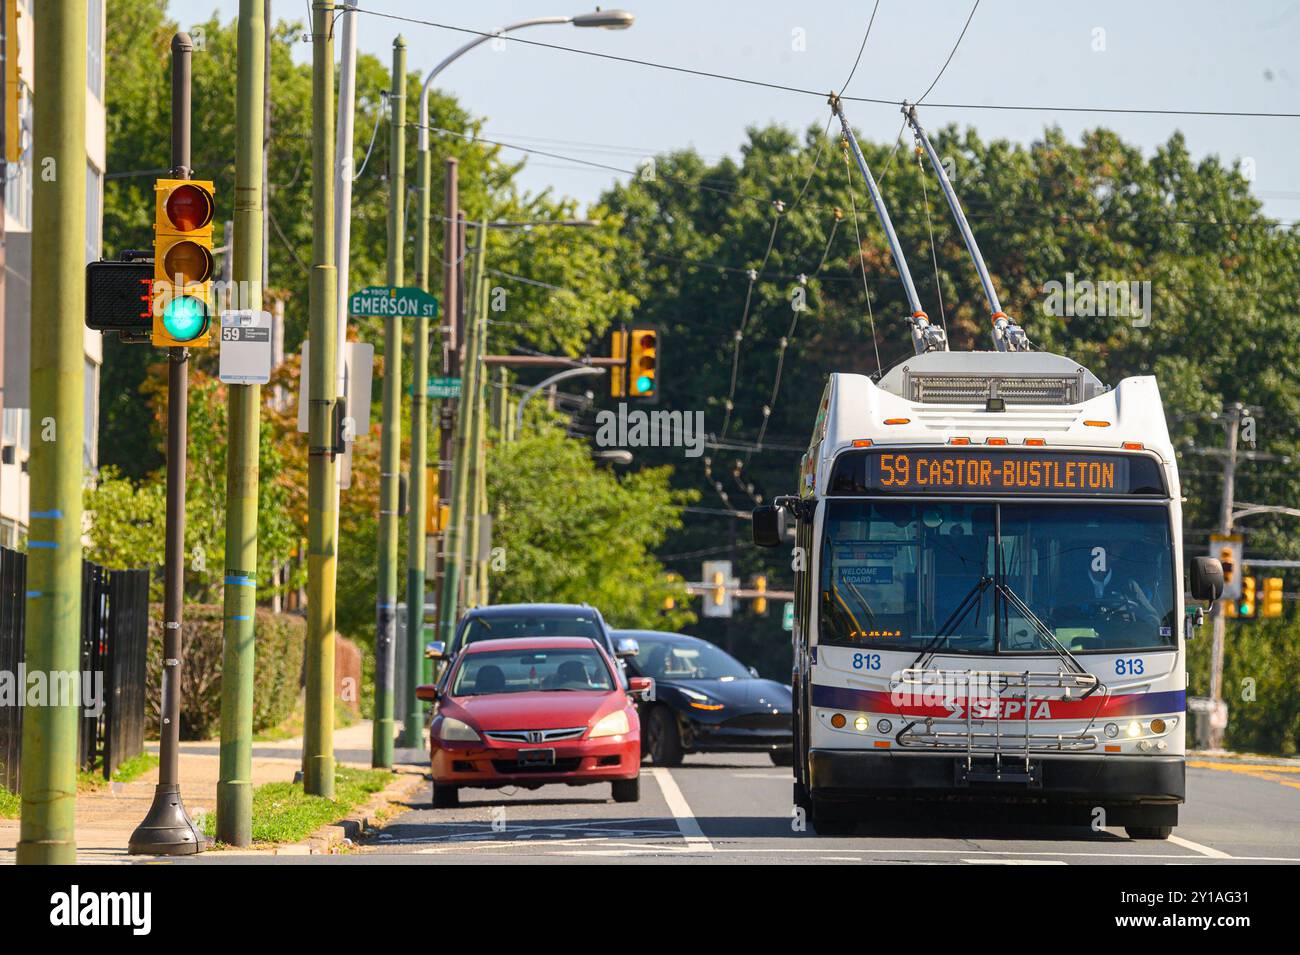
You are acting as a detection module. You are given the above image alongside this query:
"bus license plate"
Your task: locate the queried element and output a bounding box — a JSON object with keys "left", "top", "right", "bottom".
{"left": 519, "top": 748, "right": 555, "bottom": 767}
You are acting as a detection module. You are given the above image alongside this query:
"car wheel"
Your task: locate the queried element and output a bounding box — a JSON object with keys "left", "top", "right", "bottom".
{"left": 647, "top": 706, "right": 684, "bottom": 767}
{"left": 431, "top": 783, "right": 459, "bottom": 808}
{"left": 611, "top": 777, "right": 640, "bottom": 803}
{"left": 1124, "top": 825, "right": 1172, "bottom": 840}
{"left": 769, "top": 747, "right": 794, "bottom": 767}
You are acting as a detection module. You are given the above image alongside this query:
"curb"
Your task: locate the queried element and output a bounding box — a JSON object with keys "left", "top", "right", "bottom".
{"left": 286, "top": 765, "right": 426, "bottom": 856}
{"left": 1187, "top": 750, "right": 1300, "bottom": 768}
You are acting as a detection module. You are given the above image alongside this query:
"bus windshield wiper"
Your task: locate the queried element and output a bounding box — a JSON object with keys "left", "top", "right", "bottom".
{"left": 995, "top": 582, "right": 1091, "bottom": 678}
{"left": 911, "top": 575, "right": 994, "bottom": 670}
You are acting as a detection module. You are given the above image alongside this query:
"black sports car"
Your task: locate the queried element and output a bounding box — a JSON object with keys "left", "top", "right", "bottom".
{"left": 614, "top": 630, "right": 793, "bottom": 767}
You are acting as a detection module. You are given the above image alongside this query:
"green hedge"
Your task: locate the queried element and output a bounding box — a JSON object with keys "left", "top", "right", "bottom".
{"left": 146, "top": 605, "right": 305, "bottom": 740}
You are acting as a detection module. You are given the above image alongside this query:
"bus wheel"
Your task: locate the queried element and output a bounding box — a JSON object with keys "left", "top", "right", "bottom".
{"left": 811, "top": 803, "right": 857, "bottom": 836}
{"left": 1124, "top": 825, "right": 1173, "bottom": 840}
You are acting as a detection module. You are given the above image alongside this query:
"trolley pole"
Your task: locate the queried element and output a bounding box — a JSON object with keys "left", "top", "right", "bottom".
{"left": 373, "top": 36, "right": 405, "bottom": 765}
{"left": 17, "top": 0, "right": 87, "bottom": 865}
{"left": 216, "top": 0, "right": 266, "bottom": 847}
{"left": 303, "top": 0, "right": 339, "bottom": 798}
{"left": 129, "top": 33, "right": 205, "bottom": 855}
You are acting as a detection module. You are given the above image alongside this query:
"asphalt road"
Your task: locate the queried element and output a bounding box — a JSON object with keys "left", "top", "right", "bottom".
{"left": 337, "top": 753, "right": 1300, "bottom": 865}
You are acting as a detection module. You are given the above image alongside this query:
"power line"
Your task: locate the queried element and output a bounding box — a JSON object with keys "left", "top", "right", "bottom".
{"left": 839, "top": 1, "right": 881, "bottom": 95}
{"left": 916, "top": 0, "right": 981, "bottom": 104}
{"left": 353, "top": 6, "right": 1300, "bottom": 118}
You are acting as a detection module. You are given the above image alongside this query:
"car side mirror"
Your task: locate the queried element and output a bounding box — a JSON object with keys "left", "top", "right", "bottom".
{"left": 748, "top": 666, "right": 760, "bottom": 678}
{"left": 415, "top": 683, "right": 439, "bottom": 702}
{"left": 752, "top": 505, "right": 784, "bottom": 548}
{"left": 615, "top": 637, "right": 640, "bottom": 659}
{"left": 424, "top": 640, "right": 447, "bottom": 660}
{"left": 1190, "top": 556, "right": 1224, "bottom": 602}
{"left": 628, "top": 676, "right": 653, "bottom": 700}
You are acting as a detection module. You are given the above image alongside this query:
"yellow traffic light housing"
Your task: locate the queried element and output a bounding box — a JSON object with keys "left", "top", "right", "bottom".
{"left": 152, "top": 178, "right": 215, "bottom": 347}
{"left": 1262, "top": 576, "right": 1283, "bottom": 618}
{"left": 610, "top": 329, "right": 627, "bottom": 398}
{"left": 628, "top": 327, "right": 658, "bottom": 400}
{"left": 1238, "top": 576, "right": 1256, "bottom": 619}
{"left": 711, "top": 569, "right": 726, "bottom": 607}
{"left": 752, "top": 574, "right": 768, "bottom": 616}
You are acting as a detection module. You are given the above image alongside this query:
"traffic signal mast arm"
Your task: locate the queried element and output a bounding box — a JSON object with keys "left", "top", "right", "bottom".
{"left": 828, "top": 93, "right": 945, "bottom": 357}
{"left": 902, "top": 102, "right": 1029, "bottom": 353}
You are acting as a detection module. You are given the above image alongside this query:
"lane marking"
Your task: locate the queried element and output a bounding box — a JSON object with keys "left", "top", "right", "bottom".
{"left": 965, "top": 858, "right": 1067, "bottom": 865}
{"left": 651, "top": 766, "right": 714, "bottom": 852}
{"left": 732, "top": 772, "right": 789, "bottom": 779}
{"left": 1167, "top": 835, "right": 1232, "bottom": 859}
{"left": 1190, "top": 759, "right": 1300, "bottom": 791}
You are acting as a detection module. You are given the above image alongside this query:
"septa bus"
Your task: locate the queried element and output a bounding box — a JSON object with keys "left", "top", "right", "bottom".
{"left": 753, "top": 350, "right": 1225, "bottom": 837}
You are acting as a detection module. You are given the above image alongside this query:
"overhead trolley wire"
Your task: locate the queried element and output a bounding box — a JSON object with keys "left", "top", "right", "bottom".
{"left": 354, "top": 7, "right": 1300, "bottom": 118}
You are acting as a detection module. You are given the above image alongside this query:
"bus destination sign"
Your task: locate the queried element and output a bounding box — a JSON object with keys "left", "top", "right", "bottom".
{"left": 830, "top": 449, "right": 1166, "bottom": 497}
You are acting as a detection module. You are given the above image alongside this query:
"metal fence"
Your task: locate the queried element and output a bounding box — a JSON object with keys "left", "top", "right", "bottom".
{"left": 0, "top": 547, "right": 150, "bottom": 793}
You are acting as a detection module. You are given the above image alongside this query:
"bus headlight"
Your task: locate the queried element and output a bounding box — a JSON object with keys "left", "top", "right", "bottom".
{"left": 1104, "top": 722, "right": 1119, "bottom": 739}
{"left": 1126, "top": 720, "right": 1142, "bottom": 738}
{"left": 853, "top": 716, "right": 869, "bottom": 731}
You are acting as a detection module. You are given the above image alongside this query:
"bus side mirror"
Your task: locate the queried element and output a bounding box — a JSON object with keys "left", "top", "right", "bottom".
{"left": 1190, "top": 557, "right": 1224, "bottom": 602}
{"left": 752, "top": 505, "right": 784, "bottom": 548}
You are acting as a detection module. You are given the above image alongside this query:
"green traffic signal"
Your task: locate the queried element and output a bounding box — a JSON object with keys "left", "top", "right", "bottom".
{"left": 635, "top": 374, "right": 654, "bottom": 394}
{"left": 161, "top": 294, "right": 209, "bottom": 342}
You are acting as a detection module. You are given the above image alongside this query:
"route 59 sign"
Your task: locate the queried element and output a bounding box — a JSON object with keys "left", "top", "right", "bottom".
{"left": 218, "top": 309, "right": 273, "bottom": 384}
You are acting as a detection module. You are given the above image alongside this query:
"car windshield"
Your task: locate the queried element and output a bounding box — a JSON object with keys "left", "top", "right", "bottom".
{"left": 451, "top": 648, "right": 615, "bottom": 697}
{"left": 460, "top": 613, "right": 603, "bottom": 647}
{"left": 631, "top": 635, "right": 752, "bottom": 681}
{"left": 819, "top": 500, "right": 1176, "bottom": 653}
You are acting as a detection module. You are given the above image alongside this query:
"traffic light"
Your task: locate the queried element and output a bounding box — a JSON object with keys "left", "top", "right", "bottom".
{"left": 628, "top": 327, "right": 658, "bottom": 400}
{"left": 1262, "top": 577, "right": 1284, "bottom": 618}
{"left": 1238, "top": 576, "right": 1256, "bottom": 619}
{"left": 1219, "top": 546, "right": 1235, "bottom": 589}
{"left": 152, "top": 178, "right": 215, "bottom": 347}
{"left": 752, "top": 574, "right": 768, "bottom": 616}
{"left": 610, "top": 329, "right": 627, "bottom": 398}
{"left": 711, "top": 569, "right": 726, "bottom": 608}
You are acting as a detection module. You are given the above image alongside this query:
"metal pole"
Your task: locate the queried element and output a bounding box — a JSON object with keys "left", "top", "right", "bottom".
{"left": 1205, "top": 404, "right": 1241, "bottom": 750}
{"left": 335, "top": 0, "right": 358, "bottom": 397}
{"left": 17, "top": 0, "right": 86, "bottom": 866}
{"left": 403, "top": 59, "right": 431, "bottom": 747}
{"left": 303, "top": 1, "right": 339, "bottom": 798}
{"left": 129, "top": 32, "right": 204, "bottom": 856}
{"left": 373, "top": 36, "right": 405, "bottom": 765}
{"left": 430, "top": 157, "right": 458, "bottom": 677}
{"left": 437, "top": 224, "right": 485, "bottom": 643}
{"left": 475, "top": 373, "right": 490, "bottom": 606}
{"left": 216, "top": 0, "right": 266, "bottom": 848}
{"left": 515, "top": 367, "right": 606, "bottom": 431}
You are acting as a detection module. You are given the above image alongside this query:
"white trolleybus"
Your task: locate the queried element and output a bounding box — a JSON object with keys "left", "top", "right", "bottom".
{"left": 752, "top": 98, "right": 1224, "bottom": 838}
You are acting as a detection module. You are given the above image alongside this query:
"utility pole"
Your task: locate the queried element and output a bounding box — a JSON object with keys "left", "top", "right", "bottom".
{"left": 216, "top": 0, "right": 266, "bottom": 848}
{"left": 403, "top": 58, "right": 430, "bottom": 747}
{"left": 17, "top": 0, "right": 86, "bottom": 866}
{"left": 303, "top": 0, "right": 339, "bottom": 798}
{"left": 1204, "top": 403, "right": 1242, "bottom": 750}
{"left": 129, "top": 32, "right": 205, "bottom": 856}
{"left": 437, "top": 224, "right": 485, "bottom": 644}
{"left": 476, "top": 369, "right": 490, "bottom": 605}
{"left": 374, "top": 36, "right": 405, "bottom": 763}
{"left": 430, "top": 158, "right": 458, "bottom": 672}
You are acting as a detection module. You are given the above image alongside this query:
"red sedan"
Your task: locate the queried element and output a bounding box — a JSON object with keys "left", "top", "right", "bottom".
{"left": 416, "top": 637, "right": 649, "bottom": 807}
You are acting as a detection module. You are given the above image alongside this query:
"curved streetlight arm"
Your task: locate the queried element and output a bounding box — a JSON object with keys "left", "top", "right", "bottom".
{"left": 419, "top": 17, "right": 573, "bottom": 152}
{"left": 516, "top": 366, "right": 605, "bottom": 430}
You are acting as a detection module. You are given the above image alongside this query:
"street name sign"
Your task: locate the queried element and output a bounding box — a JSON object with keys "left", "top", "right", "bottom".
{"left": 349, "top": 285, "right": 439, "bottom": 319}
{"left": 428, "top": 376, "right": 461, "bottom": 399}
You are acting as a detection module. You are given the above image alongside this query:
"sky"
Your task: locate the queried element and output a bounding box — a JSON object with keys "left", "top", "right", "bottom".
{"left": 163, "top": 0, "right": 1300, "bottom": 221}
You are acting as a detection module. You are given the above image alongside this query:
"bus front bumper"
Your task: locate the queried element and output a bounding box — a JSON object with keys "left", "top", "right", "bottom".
{"left": 808, "top": 749, "right": 1184, "bottom": 821}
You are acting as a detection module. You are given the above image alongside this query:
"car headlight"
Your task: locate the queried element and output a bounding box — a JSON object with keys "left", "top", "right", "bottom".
{"left": 680, "top": 687, "right": 709, "bottom": 701}
{"left": 438, "top": 716, "right": 481, "bottom": 742}
{"left": 590, "top": 710, "right": 630, "bottom": 738}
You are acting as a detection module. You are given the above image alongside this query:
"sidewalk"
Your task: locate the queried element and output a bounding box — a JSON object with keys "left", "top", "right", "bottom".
{"left": 0, "top": 720, "right": 427, "bottom": 863}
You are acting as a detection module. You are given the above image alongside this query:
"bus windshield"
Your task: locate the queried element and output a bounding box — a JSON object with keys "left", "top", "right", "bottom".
{"left": 818, "top": 500, "right": 1176, "bottom": 653}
